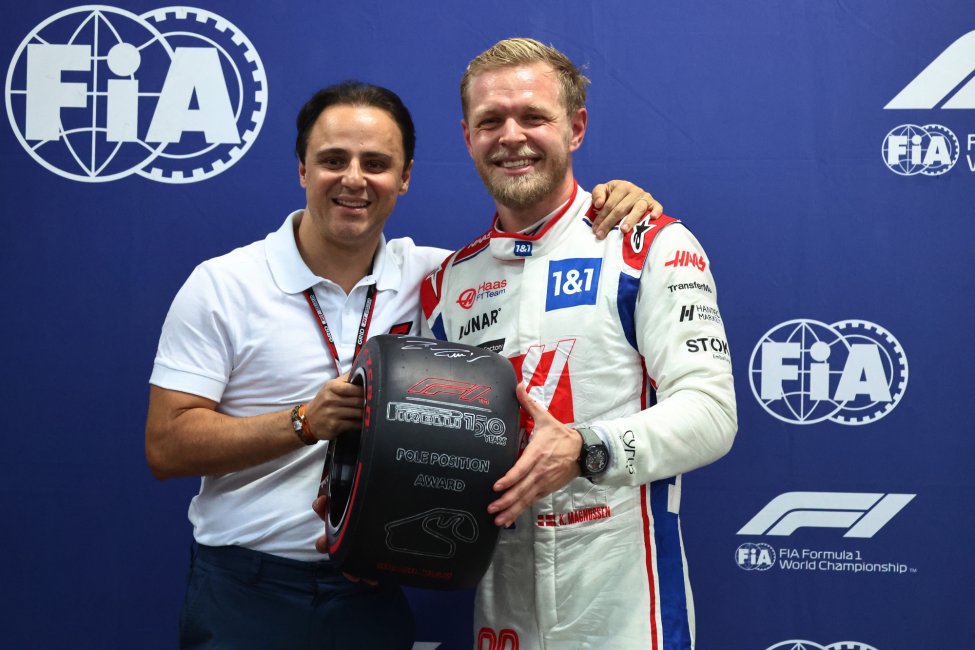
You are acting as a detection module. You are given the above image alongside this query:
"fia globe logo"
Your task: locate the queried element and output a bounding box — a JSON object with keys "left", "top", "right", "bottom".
{"left": 881, "top": 124, "right": 958, "bottom": 176}
{"left": 765, "top": 642, "right": 878, "bottom": 650}
{"left": 735, "top": 542, "right": 775, "bottom": 571}
{"left": 5, "top": 6, "right": 267, "bottom": 183}
{"left": 749, "top": 320, "right": 908, "bottom": 425}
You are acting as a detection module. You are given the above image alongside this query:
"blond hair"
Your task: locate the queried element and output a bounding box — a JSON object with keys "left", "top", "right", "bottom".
{"left": 460, "top": 37, "right": 590, "bottom": 118}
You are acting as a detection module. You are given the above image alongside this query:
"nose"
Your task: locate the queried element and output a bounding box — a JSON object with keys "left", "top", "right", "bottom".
{"left": 341, "top": 160, "right": 367, "bottom": 190}
{"left": 498, "top": 117, "right": 526, "bottom": 148}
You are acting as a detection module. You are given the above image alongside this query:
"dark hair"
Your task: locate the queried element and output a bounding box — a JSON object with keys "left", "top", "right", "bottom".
{"left": 294, "top": 81, "right": 416, "bottom": 166}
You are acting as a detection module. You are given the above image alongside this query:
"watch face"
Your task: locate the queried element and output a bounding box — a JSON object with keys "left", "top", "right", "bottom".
{"left": 585, "top": 448, "right": 608, "bottom": 473}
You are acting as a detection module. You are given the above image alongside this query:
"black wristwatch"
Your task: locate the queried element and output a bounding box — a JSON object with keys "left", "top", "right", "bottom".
{"left": 575, "top": 427, "right": 608, "bottom": 478}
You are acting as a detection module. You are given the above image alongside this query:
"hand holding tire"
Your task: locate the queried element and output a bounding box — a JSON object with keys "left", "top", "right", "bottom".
{"left": 304, "top": 372, "right": 364, "bottom": 441}
{"left": 487, "top": 384, "right": 583, "bottom": 528}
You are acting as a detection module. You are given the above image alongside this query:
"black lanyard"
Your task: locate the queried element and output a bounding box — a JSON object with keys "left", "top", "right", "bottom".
{"left": 303, "top": 283, "right": 377, "bottom": 376}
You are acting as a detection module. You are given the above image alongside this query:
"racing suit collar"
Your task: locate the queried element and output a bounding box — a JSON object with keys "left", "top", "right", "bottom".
{"left": 488, "top": 182, "right": 590, "bottom": 261}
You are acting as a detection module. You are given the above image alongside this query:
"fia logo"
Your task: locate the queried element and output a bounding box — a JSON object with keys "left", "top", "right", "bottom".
{"left": 765, "top": 642, "right": 879, "bottom": 650}
{"left": 749, "top": 319, "right": 908, "bottom": 425}
{"left": 735, "top": 542, "right": 775, "bottom": 571}
{"left": 5, "top": 6, "right": 267, "bottom": 183}
{"left": 882, "top": 124, "right": 958, "bottom": 176}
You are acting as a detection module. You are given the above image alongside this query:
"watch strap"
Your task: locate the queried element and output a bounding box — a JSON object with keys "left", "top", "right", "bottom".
{"left": 576, "top": 426, "right": 608, "bottom": 478}
{"left": 291, "top": 404, "right": 318, "bottom": 446}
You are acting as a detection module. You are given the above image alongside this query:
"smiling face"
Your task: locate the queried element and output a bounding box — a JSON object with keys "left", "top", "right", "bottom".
{"left": 462, "top": 62, "right": 586, "bottom": 227}
{"left": 298, "top": 104, "right": 412, "bottom": 257}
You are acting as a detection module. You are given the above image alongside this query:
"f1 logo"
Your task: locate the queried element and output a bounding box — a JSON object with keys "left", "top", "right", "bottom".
{"left": 738, "top": 492, "right": 915, "bottom": 538}
{"left": 407, "top": 378, "right": 492, "bottom": 404}
{"left": 886, "top": 30, "right": 975, "bottom": 109}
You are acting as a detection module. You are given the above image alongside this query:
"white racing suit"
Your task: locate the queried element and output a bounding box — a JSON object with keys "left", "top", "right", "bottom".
{"left": 420, "top": 183, "right": 737, "bottom": 649}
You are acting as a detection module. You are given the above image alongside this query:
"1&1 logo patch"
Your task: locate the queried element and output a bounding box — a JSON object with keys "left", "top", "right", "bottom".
{"left": 546, "top": 258, "right": 601, "bottom": 311}
{"left": 513, "top": 241, "right": 533, "bottom": 257}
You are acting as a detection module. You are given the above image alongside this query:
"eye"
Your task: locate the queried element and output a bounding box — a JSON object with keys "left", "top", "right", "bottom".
{"left": 478, "top": 117, "right": 500, "bottom": 129}
{"left": 365, "top": 160, "right": 388, "bottom": 172}
{"left": 321, "top": 156, "right": 345, "bottom": 169}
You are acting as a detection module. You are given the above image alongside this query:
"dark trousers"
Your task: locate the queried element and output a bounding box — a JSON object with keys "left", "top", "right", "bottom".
{"left": 179, "top": 544, "right": 415, "bottom": 649}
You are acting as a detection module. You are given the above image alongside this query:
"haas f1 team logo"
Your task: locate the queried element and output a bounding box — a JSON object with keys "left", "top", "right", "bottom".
{"left": 750, "top": 319, "right": 908, "bottom": 425}
{"left": 5, "top": 6, "right": 267, "bottom": 183}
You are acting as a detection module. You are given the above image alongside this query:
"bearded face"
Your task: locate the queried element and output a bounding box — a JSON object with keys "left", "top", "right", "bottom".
{"left": 463, "top": 62, "right": 586, "bottom": 223}
{"left": 473, "top": 139, "right": 570, "bottom": 211}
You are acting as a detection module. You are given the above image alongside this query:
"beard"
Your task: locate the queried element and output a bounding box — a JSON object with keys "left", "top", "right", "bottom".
{"left": 474, "top": 144, "right": 570, "bottom": 211}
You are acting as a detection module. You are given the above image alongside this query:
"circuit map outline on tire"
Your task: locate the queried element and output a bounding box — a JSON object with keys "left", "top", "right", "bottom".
{"left": 320, "top": 335, "right": 520, "bottom": 590}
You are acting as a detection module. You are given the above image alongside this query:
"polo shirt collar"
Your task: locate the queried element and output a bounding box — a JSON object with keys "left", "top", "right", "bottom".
{"left": 266, "top": 210, "right": 400, "bottom": 294}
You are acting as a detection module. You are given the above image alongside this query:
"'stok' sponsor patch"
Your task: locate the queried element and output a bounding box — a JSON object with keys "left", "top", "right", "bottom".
{"left": 546, "top": 258, "right": 601, "bottom": 311}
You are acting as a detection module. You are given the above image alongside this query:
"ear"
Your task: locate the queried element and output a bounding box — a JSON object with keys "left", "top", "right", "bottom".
{"left": 399, "top": 160, "right": 414, "bottom": 195}
{"left": 298, "top": 159, "right": 307, "bottom": 189}
{"left": 462, "top": 119, "right": 474, "bottom": 158}
{"left": 568, "top": 107, "right": 587, "bottom": 152}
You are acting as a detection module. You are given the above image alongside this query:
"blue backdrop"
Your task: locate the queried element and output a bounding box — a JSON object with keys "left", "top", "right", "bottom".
{"left": 2, "top": 1, "right": 972, "bottom": 648}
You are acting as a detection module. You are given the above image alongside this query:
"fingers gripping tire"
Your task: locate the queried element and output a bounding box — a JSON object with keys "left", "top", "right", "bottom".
{"left": 321, "top": 335, "right": 520, "bottom": 589}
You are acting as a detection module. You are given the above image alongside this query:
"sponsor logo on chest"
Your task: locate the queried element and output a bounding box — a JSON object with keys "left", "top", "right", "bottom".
{"left": 546, "top": 258, "right": 602, "bottom": 311}
{"left": 456, "top": 279, "right": 507, "bottom": 309}
{"left": 458, "top": 308, "right": 501, "bottom": 340}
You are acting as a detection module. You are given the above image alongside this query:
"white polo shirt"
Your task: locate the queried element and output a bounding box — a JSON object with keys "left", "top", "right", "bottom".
{"left": 150, "top": 210, "right": 449, "bottom": 561}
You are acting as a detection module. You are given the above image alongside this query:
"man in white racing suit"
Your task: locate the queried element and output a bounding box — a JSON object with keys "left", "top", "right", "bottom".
{"left": 420, "top": 38, "right": 737, "bottom": 649}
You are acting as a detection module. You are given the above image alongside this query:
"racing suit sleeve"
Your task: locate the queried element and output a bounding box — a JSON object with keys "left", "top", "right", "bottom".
{"left": 591, "top": 224, "right": 737, "bottom": 486}
{"left": 419, "top": 255, "right": 453, "bottom": 341}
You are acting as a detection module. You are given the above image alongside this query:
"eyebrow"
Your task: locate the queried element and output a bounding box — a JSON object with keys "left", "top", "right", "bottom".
{"left": 314, "top": 147, "right": 395, "bottom": 162}
{"left": 473, "top": 103, "right": 554, "bottom": 120}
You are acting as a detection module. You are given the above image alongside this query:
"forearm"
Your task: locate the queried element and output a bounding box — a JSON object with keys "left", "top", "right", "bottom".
{"left": 593, "top": 377, "right": 737, "bottom": 486}
{"left": 145, "top": 386, "right": 305, "bottom": 479}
